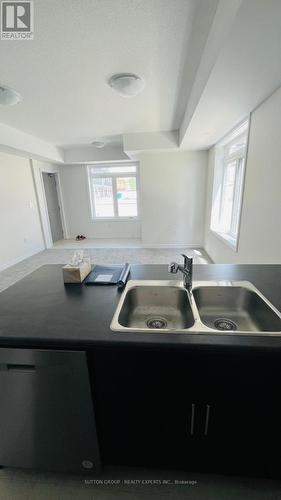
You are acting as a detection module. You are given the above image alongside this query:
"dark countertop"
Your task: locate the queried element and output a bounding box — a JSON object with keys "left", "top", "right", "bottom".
{"left": 0, "top": 264, "right": 280, "bottom": 350}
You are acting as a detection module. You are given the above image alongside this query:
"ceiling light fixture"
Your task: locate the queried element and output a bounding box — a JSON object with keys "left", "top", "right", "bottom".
{"left": 0, "top": 85, "right": 22, "bottom": 106}
{"left": 108, "top": 73, "right": 145, "bottom": 97}
{"left": 92, "top": 141, "right": 106, "bottom": 148}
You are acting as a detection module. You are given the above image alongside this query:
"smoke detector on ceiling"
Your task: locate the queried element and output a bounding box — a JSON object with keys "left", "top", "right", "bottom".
{"left": 108, "top": 73, "right": 145, "bottom": 97}
{"left": 92, "top": 141, "right": 106, "bottom": 148}
{"left": 0, "top": 85, "right": 22, "bottom": 106}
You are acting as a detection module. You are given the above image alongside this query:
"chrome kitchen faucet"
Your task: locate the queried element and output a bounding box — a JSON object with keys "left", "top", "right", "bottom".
{"left": 168, "top": 254, "right": 193, "bottom": 291}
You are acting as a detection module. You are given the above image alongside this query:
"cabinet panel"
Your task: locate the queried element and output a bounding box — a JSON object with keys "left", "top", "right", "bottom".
{"left": 0, "top": 348, "right": 100, "bottom": 474}
{"left": 90, "top": 347, "right": 281, "bottom": 478}
{"left": 178, "top": 351, "right": 272, "bottom": 476}
{"left": 91, "top": 348, "right": 196, "bottom": 469}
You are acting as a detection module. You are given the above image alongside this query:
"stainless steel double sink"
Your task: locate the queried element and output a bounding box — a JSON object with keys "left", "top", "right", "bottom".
{"left": 111, "top": 280, "right": 281, "bottom": 335}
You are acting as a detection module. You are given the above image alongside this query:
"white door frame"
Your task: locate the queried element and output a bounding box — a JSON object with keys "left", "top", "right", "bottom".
{"left": 52, "top": 171, "right": 68, "bottom": 241}
{"left": 32, "top": 161, "right": 68, "bottom": 248}
{"left": 41, "top": 170, "right": 68, "bottom": 247}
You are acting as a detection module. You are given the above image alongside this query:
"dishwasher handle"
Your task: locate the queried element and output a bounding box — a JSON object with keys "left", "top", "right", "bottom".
{"left": 0, "top": 363, "right": 36, "bottom": 372}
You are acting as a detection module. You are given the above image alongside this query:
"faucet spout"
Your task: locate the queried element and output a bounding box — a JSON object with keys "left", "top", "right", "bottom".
{"left": 168, "top": 254, "right": 193, "bottom": 291}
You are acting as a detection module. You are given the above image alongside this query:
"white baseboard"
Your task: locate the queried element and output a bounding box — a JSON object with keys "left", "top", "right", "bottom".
{"left": 52, "top": 238, "right": 203, "bottom": 250}
{"left": 0, "top": 245, "right": 44, "bottom": 272}
{"left": 141, "top": 243, "right": 203, "bottom": 249}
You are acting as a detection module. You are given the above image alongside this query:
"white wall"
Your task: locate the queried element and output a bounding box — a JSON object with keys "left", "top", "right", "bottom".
{"left": 59, "top": 151, "right": 208, "bottom": 245}
{"left": 124, "top": 131, "right": 179, "bottom": 155}
{"left": 0, "top": 123, "right": 64, "bottom": 163}
{"left": 138, "top": 151, "right": 208, "bottom": 247}
{"left": 205, "top": 85, "right": 281, "bottom": 264}
{"left": 64, "top": 146, "right": 129, "bottom": 164}
{"left": 59, "top": 165, "right": 141, "bottom": 239}
{"left": 0, "top": 151, "right": 44, "bottom": 271}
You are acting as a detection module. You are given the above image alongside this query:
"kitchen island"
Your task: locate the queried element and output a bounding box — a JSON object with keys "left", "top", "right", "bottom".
{"left": 0, "top": 264, "right": 280, "bottom": 478}
{"left": 0, "top": 264, "right": 280, "bottom": 349}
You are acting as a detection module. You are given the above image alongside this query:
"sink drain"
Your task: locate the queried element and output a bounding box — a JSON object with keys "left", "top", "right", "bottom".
{"left": 146, "top": 317, "right": 167, "bottom": 329}
{"left": 214, "top": 318, "right": 237, "bottom": 331}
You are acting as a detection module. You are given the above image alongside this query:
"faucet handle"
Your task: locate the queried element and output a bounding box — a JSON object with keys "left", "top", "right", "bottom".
{"left": 168, "top": 262, "right": 179, "bottom": 274}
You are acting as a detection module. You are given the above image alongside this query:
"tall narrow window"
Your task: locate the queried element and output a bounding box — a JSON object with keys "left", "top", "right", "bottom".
{"left": 210, "top": 120, "right": 249, "bottom": 250}
{"left": 88, "top": 163, "right": 139, "bottom": 219}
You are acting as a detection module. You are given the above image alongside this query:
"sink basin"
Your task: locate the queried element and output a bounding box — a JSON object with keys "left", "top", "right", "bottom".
{"left": 112, "top": 280, "right": 194, "bottom": 331}
{"left": 192, "top": 283, "right": 281, "bottom": 333}
{"left": 111, "top": 280, "right": 281, "bottom": 335}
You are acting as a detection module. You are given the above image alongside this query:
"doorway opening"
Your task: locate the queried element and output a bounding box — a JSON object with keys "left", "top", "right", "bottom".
{"left": 42, "top": 172, "right": 64, "bottom": 244}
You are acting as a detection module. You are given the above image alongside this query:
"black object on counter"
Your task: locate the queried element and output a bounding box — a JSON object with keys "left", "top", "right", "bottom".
{"left": 84, "top": 263, "right": 130, "bottom": 288}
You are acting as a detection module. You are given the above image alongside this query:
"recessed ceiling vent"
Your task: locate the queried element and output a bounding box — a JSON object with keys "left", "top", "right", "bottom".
{"left": 0, "top": 85, "right": 22, "bottom": 106}
{"left": 108, "top": 73, "right": 145, "bottom": 97}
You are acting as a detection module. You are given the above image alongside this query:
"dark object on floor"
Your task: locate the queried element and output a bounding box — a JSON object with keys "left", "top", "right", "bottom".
{"left": 75, "top": 235, "right": 86, "bottom": 241}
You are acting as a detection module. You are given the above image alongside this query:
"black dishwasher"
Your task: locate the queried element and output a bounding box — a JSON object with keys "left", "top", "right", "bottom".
{"left": 0, "top": 348, "right": 100, "bottom": 474}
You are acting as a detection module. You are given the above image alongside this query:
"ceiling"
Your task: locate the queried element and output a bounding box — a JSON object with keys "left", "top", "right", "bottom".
{"left": 1, "top": 0, "right": 281, "bottom": 160}
{"left": 0, "top": 0, "right": 197, "bottom": 146}
{"left": 181, "top": 0, "right": 281, "bottom": 150}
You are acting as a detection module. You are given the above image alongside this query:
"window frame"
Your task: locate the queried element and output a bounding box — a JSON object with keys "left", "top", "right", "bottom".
{"left": 210, "top": 120, "right": 250, "bottom": 251}
{"left": 87, "top": 162, "right": 140, "bottom": 222}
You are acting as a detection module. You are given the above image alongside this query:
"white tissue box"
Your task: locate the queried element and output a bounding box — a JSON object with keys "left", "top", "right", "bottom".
{"left": 62, "top": 261, "right": 91, "bottom": 283}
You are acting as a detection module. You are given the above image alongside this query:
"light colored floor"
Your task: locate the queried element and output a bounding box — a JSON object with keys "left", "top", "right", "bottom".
{"left": 0, "top": 467, "right": 280, "bottom": 500}
{"left": 0, "top": 245, "right": 210, "bottom": 293}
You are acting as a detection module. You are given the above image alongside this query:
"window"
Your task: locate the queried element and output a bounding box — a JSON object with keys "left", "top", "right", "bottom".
{"left": 210, "top": 120, "right": 249, "bottom": 250}
{"left": 88, "top": 163, "right": 139, "bottom": 219}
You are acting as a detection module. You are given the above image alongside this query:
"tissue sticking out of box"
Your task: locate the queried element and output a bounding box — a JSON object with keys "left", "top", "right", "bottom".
{"left": 63, "top": 251, "right": 92, "bottom": 283}
{"left": 69, "top": 251, "right": 84, "bottom": 267}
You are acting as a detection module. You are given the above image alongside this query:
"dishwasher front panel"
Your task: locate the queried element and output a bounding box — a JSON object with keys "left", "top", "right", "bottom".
{"left": 0, "top": 348, "right": 101, "bottom": 474}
